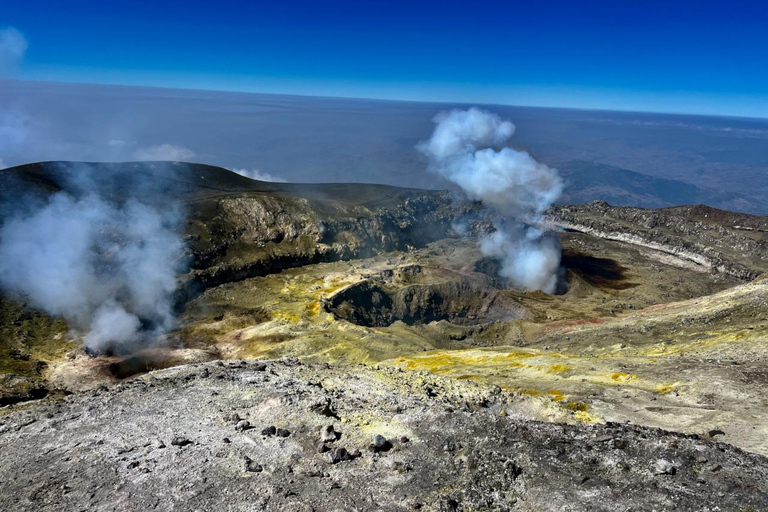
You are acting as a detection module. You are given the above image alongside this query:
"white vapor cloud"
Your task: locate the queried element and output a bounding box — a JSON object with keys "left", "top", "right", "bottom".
{"left": 419, "top": 108, "right": 564, "bottom": 293}
{"left": 134, "top": 144, "right": 196, "bottom": 161}
{"left": 230, "top": 167, "right": 287, "bottom": 183}
{"left": 0, "top": 27, "right": 27, "bottom": 77}
{"left": 0, "top": 166, "right": 186, "bottom": 353}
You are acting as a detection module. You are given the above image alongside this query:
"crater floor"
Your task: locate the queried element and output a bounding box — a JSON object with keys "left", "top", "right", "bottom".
{"left": 37, "top": 229, "right": 768, "bottom": 458}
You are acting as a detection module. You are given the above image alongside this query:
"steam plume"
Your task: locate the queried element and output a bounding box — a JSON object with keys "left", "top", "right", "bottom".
{"left": 231, "top": 167, "right": 287, "bottom": 183}
{"left": 0, "top": 27, "right": 27, "bottom": 77}
{"left": 419, "top": 108, "right": 563, "bottom": 293}
{"left": 134, "top": 144, "right": 196, "bottom": 161}
{"left": 0, "top": 165, "right": 185, "bottom": 353}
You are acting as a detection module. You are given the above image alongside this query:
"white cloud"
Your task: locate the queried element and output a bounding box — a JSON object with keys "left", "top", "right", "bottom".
{"left": 230, "top": 168, "right": 287, "bottom": 183}
{"left": 133, "top": 144, "right": 196, "bottom": 161}
{"left": 0, "top": 27, "right": 28, "bottom": 77}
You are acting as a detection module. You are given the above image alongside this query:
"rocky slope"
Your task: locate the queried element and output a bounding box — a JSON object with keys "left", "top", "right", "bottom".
{"left": 2, "top": 359, "right": 767, "bottom": 512}
{"left": 549, "top": 201, "right": 768, "bottom": 280}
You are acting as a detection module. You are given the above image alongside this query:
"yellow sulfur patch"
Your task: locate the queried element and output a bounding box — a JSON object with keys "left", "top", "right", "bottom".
{"left": 656, "top": 381, "right": 684, "bottom": 394}
{"left": 610, "top": 372, "right": 637, "bottom": 382}
{"left": 573, "top": 410, "right": 602, "bottom": 423}
{"left": 548, "top": 390, "right": 566, "bottom": 402}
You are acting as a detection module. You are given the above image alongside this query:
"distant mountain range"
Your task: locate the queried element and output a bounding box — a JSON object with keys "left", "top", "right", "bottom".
{"left": 557, "top": 160, "right": 760, "bottom": 213}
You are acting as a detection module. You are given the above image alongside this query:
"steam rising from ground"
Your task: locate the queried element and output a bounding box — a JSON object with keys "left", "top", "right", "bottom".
{"left": 419, "top": 108, "right": 563, "bottom": 293}
{"left": 231, "top": 167, "right": 287, "bottom": 183}
{"left": 133, "top": 144, "right": 196, "bottom": 161}
{"left": 0, "top": 166, "right": 185, "bottom": 353}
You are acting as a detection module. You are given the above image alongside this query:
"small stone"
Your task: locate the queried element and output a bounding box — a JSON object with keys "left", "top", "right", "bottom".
{"left": 154, "top": 438, "right": 166, "bottom": 449}
{"left": 261, "top": 426, "right": 277, "bottom": 436}
{"left": 317, "top": 443, "right": 330, "bottom": 453}
{"left": 400, "top": 436, "right": 410, "bottom": 444}
{"left": 235, "top": 420, "right": 251, "bottom": 431}
{"left": 310, "top": 398, "right": 338, "bottom": 418}
{"left": 243, "top": 456, "right": 263, "bottom": 473}
{"left": 372, "top": 435, "right": 392, "bottom": 452}
{"left": 328, "top": 447, "right": 351, "bottom": 464}
{"left": 222, "top": 438, "right": 231, "bottom": 444}
{"left": 319, "top": 425, "right": 337, "bottom": 443}
{"left": 709, "top": 464, "right": 723, "bottom": 472}
{"left": 653, "top": 459, "right": 676, "bottom": 475}
{"left": 708, "top": 429, "right": 726, "bottom": 438}
{"left": 349, "top": 449, "right": 362, "bottom": 458}
{"left": 171, "top": 437, "right": 192, "bottom": 447}
{"left": 253, "top": 363, "right": 268, "bottom": 372}
{"left": 612, "top": 438, "right": 627, "bottom": 449}
{"left": 276, "top": 428, "right": 290, "bottom": 438}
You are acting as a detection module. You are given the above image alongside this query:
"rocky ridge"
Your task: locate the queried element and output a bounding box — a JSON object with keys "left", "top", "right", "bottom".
{"left": 549, "top": 201, "right": 768, "bottom": 280}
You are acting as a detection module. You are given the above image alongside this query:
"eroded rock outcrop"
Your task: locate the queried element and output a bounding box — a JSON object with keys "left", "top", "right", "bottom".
{"left": 549, "top": 201, "right": 768, "bottom": 280}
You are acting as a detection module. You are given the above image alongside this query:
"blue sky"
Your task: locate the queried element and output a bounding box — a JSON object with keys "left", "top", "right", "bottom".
{"left": 3, "top": 0, "right": 768, "bottom": 117}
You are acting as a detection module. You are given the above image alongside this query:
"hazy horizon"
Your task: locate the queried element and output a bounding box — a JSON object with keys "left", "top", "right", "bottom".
{"left": 9, "top": 77, "right": 768, "bottom": 122}
{"left": 3, "top": 79, "right": 768, "bottom": 214}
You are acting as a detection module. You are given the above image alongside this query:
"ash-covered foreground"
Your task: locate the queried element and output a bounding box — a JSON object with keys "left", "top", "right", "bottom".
{"left": 1, "top": 359, "right": 766, "bottom": 511}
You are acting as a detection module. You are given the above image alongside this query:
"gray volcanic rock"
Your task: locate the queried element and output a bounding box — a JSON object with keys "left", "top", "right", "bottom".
{"left": 549, "top": 201, "right": 768, "bottom": 280}
{"left": 1, "top": 359, "right": 766, "bottom": 511}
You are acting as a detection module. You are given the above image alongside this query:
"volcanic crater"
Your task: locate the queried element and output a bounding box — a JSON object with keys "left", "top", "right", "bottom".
{"left": 2, "top": 162, "right": 768, "bottom": 511}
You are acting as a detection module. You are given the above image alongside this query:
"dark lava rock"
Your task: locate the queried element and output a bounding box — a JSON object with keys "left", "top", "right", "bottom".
{"left": 372, "top": 435, "right": 392, "bottom": 453}
{"left": 235, "top": 420, "right": 251, "bottom": 431}
{"left": 261, "top": 426, "right": 276, "bottom": 436}
{"left": 310, "top": 398, "right": 339, "bottom": 418}
{"left": 243, "top": 457, "right": 263, "bottom": 473}
{"left": 171, "top": 437, "right": 192, "bottom": 447}
{"left": 276, "top": 428, "right": 290, "bottom": 438}
{"left": 328, "top": 447, "right": 359, "bottom": 464}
